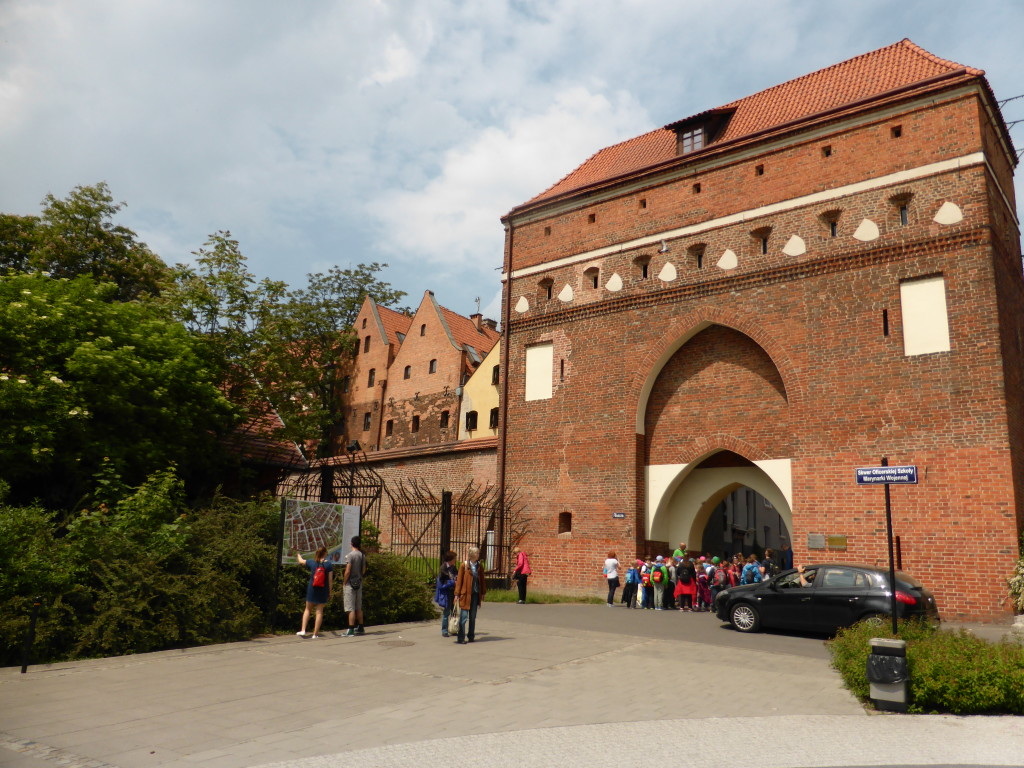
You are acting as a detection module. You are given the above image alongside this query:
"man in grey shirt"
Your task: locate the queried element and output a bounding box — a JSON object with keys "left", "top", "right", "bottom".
{"left": 342, "top": 536, "right": 366, "bottom": 636}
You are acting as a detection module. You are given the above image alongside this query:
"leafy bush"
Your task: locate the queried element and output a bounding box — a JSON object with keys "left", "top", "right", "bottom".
{"left": 829, "top": 618, "right": 1024, "bottom": 714}
{"left": 1008, "top": 534, "right": 1024, "bottom": 614}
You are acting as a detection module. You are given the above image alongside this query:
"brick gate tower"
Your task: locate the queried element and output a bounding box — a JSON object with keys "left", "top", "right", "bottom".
{"left": 498, "top": 40, "right": 1023, "bottom": 621}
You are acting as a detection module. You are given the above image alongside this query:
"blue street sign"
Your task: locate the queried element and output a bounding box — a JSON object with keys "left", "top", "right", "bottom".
{"left": 856, "top": 465, "right": 918, "bottom": 485}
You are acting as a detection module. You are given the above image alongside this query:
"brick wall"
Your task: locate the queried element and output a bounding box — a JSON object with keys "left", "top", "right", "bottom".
{"left": 500, "top": 88, "right": 1023, "bottom": 621}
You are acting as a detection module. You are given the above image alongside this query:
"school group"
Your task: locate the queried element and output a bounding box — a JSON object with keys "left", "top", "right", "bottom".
{"left": 603, "top": 542, "right": 795, "bottom": 611}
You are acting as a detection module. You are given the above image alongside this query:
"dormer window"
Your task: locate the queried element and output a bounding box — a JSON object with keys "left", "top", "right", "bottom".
{"left": 679, "top": 127, "right": 704, "bottom": 154}
{"left": 666, "top": 109, "right": 734, "bottom": 157}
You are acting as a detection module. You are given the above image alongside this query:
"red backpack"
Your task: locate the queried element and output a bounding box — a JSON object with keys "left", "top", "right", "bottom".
{"left": 312, "top": 563, "right": 326, "bottom": 588}
{"left": 651, "top": 567, "right": 664, "bottom": 584}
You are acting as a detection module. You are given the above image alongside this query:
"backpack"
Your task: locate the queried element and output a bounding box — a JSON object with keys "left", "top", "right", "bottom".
{"left": 651, "top": 566, "right": 664, "bottom": 584}
{"left": 312, "top": 563, "right": 326, "bottom": 588}
{"left": 626, "top": 567, "right": 640, "bottom": 585}
{"left": 641, "top": 569, "right": 651, "bottom": 586}
{"left": 715, "top": 569, "right": 728, "bottom": 589}
{"left": 679, "top": 568, "right": 692, "bottom": 585}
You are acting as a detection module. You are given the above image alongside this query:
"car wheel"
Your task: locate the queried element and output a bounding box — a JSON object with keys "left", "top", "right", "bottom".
{"left": 730, "top": 602, "right": 760, "bottom": 633}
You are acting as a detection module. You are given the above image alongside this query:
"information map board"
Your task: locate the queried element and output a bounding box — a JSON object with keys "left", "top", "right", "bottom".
{"left": 281, "top": 499, "right": 360, "bottom": 567}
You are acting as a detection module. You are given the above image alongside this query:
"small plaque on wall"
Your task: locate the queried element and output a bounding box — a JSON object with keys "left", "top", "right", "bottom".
{"left": 807, "top": 533, "right": 826, "bottom": 550}
{"left": 826, "top": 535, "right": 848, "bottom": 550}
{"left": 612, "top": 512, "right": 626, "bottom": 519}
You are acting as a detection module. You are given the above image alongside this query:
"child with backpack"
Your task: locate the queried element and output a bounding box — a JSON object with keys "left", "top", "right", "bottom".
{"left": 674, "top": 557, "right": 697, "bottom": 611}
{"left": 623, "top": 560, "right": 642, "bottom": 608}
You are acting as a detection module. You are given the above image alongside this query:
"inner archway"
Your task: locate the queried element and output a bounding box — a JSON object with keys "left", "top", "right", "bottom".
{"left": 647, "top": 451, "right": 792, "bottom": 554}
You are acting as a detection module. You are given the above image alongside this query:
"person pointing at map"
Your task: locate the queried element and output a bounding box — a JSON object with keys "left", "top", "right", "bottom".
{"left": 295, "top": 546, "right": 333, "bottom": 639}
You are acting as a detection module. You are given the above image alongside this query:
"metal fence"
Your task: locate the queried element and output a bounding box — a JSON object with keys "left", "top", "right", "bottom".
{"left": 388, "top": 480, "right": 524, "bottom": 584}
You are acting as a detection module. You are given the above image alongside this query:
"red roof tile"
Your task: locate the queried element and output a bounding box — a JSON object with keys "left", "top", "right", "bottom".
{"left": 440, "top": 306, "right": 500, "bottom": 356}
{"left": 519, "top": 40, "right": 985, "bottom": 208}
{"left": 377, "top": 304, "right": 412, "bottom": 345}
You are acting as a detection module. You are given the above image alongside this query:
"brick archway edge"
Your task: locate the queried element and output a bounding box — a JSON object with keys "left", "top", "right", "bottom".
{"left": 630, "top": 306, "right": 803, "bottom": 435}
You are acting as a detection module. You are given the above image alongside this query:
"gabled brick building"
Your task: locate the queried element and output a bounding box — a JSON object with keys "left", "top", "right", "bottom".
{"left": 498, "top": 39, "right": 1023, "bottom": 620}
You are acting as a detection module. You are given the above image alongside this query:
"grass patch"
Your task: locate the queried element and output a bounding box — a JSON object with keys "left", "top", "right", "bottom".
{"left": 486, "top": 588, "right": 605, "bottom": 605}
{"left": 828, "top": 618, "right": 1024, "bottom": 714}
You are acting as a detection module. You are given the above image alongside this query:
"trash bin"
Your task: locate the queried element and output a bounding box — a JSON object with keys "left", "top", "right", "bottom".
{"left": 866, "top": 637, "right": 908, "bottom": 712}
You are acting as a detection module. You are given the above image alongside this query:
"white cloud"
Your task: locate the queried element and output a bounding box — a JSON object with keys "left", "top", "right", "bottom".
{"left": 368, "top": 86, "right": 649, "bottom": 269}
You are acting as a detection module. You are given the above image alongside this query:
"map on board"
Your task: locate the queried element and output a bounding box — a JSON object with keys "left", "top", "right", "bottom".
{"left": 281, "top": 499, "right": 360, "bottom": 566}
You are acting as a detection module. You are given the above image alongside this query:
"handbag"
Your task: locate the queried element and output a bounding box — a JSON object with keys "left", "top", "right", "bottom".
{"left": 447, "top": 608, "right": 460, "bottom": 635}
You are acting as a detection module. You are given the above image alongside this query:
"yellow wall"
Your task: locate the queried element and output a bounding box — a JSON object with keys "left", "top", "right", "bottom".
{"left": 458, "top": 340, "right": 501, "bottom": 441}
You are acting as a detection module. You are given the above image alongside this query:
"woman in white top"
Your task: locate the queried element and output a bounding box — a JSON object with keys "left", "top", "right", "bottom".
{"left": 603, "top": 551, "right": 621, "bottom": 606}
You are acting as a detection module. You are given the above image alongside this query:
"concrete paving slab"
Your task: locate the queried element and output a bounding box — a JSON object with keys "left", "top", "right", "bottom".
{"left": 2, "top": 604, "right": 1019, "bottom": 768}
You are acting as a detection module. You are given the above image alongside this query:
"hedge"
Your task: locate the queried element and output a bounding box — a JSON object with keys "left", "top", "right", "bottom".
{"left": 829, "top": 618, "right": 1024, "bottom": 714}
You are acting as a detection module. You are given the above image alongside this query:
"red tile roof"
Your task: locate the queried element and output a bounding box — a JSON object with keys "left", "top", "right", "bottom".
{"left": 440, "top": 306, "right": 500, "bottom": 356}
{"left": 377, "top": 304, "right": 412, "bottom": 345}
{"left": 518, "top": 39, "right": 985, "bottom": 209}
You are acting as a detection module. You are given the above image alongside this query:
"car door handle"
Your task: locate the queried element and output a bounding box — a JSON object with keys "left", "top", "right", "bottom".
{"left": 848, "top": 597, "right": 861, "bottom": 602}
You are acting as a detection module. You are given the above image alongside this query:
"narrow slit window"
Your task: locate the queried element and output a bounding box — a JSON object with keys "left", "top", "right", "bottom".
{"left": 411, "top": 415, "right": 420, "bottom": 433}
{"left": 367, "top": 368, "right": 375, "bottom": 387}
{"left": 559, "top": 358, "right": 565, "bottom": 382}
{"left": 362, "top": 412, "right": 371, "bottom": 431}
{"left": 403, "top": 365, "right": 411, "bottom": 380}
{"left": 891, "top": 125, "right": 903, "bottom": 139}
{"left": 830, "top": 220, "right": 838, "bottom": 238}
{"left": 363, "top": 336, "right": 370, "bottom": 353}
{"left": 385, "top": 419, "right": 393, "bottom": 437}
{"left": 544, "top": 226, "right": 551, "bottom": 236}
{"left": 588, "top": 213, "right": 596, "bottom": 224}
{"left": 900, "top": 205, "right": 909, "bottom": 226}
{"left": 440, "top": 411, "right": 449, "bottom": 429}
{"left": 822, "top": 145, "right": 832, "bottom": 158}
{"left": 692, "top": 182, "right": 701, "bottom": 194}
{"left": 489, "top": 407, "right": 499, "bottom": 429}
{"left": 428, "top": 359, "right": 437, "bottom": 374}
{"left": 760, "top": 237, "right": 769, "bottom": 255}
{"left": 639, "top": 198, "right": 647, "bottom": 209}
{"left": 755, "top": 164, "right": 764, "bottom": 176}
{"left": 882, "top": 309, "right": 890, "bottom": 337}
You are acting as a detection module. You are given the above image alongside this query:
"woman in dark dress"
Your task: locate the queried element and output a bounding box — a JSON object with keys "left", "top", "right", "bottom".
{"left": 296, "top": 545, "right": 333, "bottom": 638}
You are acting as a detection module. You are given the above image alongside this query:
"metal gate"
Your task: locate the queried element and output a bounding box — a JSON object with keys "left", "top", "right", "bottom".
{"left": 388, "top": 480, "right": 527, "bottom": 583}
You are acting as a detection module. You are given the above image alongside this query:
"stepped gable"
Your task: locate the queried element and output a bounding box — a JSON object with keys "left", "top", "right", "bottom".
{"left": 519, "top": 39, "right": 986, "bottom": 209}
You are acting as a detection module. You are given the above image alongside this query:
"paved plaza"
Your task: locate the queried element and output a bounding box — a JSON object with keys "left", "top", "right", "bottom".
{"left": 1, "top": 603, "right": 1021, "bottom": 768}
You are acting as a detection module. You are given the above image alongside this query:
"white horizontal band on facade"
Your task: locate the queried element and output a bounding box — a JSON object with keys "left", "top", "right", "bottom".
{"left": 502, "top": 152, "right": 991, "bottom": 282}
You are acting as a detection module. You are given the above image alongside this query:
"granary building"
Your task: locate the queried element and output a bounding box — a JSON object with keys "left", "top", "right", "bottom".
{"left": 497, "top": 39, "right": 1023, "bottom": 620}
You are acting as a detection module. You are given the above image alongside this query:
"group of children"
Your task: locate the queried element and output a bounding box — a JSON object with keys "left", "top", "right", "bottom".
{"left": 616, "top": 550, "right": 782, "bottom": 611}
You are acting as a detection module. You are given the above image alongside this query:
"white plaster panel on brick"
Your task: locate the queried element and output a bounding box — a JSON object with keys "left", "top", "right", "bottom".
{"left": 646, "top": 463, "right": 793, "bottom": 545}
{"left": 658, "top": 262, "right": 677, "bottom": 282}
{"left": 514, "top": 296, "right": 529, "bottom": 313}
{"left": 853, "top": 219, "right": 880, "bottom": 241}
{"left": 933, "top": 201, "right": 963, "bottom": 225}
{"left": 524, "top": 342, "right": 553, "bottom": 401}
{"left": 606, "top": 273, "right": 623, "bottom": 292}
{"left": 717, "top": 249, "right": 738, "bottom": 270}
{"left": 782, "top": 235, "right": 806, "bottom": 256}
{"left": 900, "top": 275, "right": 951, "bottom": 356}
{"left": 557, "top": 284, "right": 574, "bottom": 302}
{"left": 504, "top": 153, "right": 991, "bottom": 281}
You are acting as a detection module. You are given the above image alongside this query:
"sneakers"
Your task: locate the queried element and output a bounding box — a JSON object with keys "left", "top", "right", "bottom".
{"left": 343, "top": 628, "right": 355, "bottom": 637}
{"left": 355, "top": 626, "right": 365, "bottom": 636}
{"left": 296, "top": 631, "right": 308, "bottom": 638}
{"left": 310, "top": 635, "right": 320, "bottom": 639}
{"left": 517, "top": 600, "right": 525, "bottom": 604}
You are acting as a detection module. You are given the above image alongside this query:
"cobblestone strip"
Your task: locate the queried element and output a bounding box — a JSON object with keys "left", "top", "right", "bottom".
{"left": 0, "top": 731, "right": 119, "bottom": 768}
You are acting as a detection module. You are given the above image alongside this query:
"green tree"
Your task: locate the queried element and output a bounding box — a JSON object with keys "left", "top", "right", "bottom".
{"left": 5, "top": 183, "right": 169, "bottom": 300}
{"left": 0, "top": 272, "right": 237, "bottom": 508}
{"left": 164, "top": 235, "right": 406, "bottom": 458}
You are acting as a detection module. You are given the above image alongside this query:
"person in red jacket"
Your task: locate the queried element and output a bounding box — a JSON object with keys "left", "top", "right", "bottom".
{"left": 512, "top": 547, "right": 532, "bottom": 604}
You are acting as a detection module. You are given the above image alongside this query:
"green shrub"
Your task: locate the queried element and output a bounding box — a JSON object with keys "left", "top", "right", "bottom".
{"left": 829, "top": 618, "right": 1024, "bottom": 714}
{"left": 277, "top": 552, "right": 437, "bottom": 632}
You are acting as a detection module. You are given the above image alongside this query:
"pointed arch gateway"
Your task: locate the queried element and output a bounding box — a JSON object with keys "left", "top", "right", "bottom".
{"left": 634, "top": 311, "right": 800, "bottom": 553}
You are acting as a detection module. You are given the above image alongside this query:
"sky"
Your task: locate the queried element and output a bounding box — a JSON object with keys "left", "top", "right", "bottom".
{"left": 2, "top": 1, "right": 1023, "bottom": 321}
